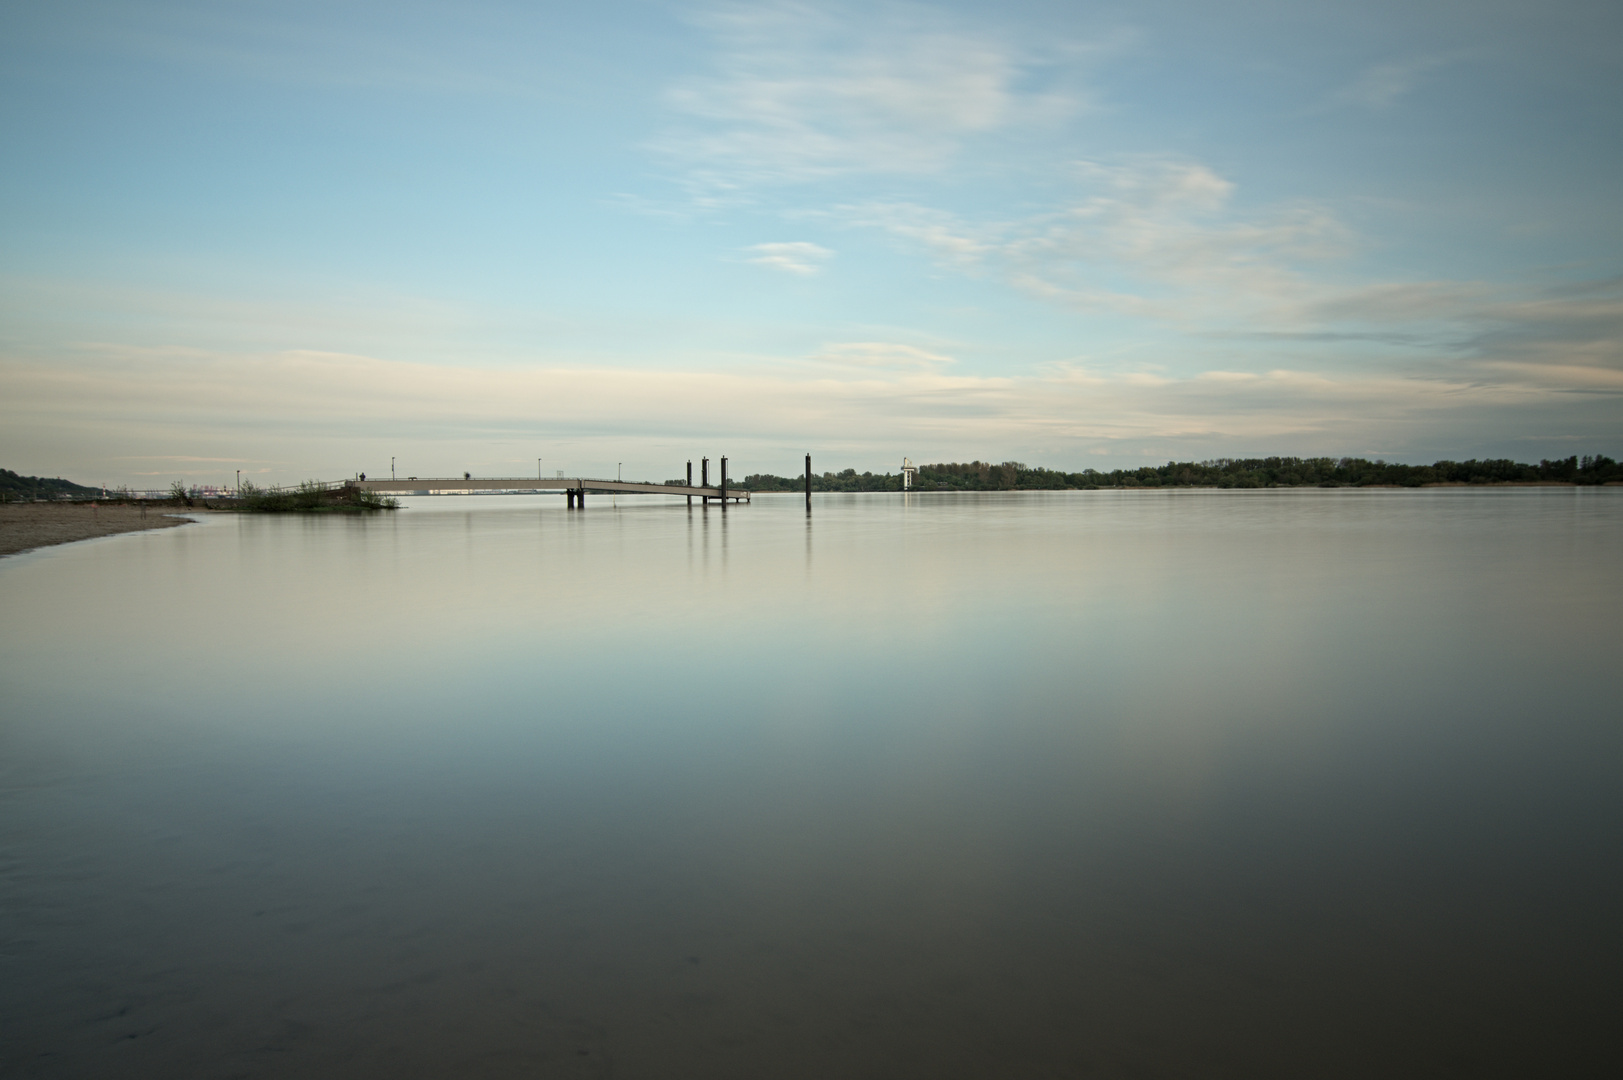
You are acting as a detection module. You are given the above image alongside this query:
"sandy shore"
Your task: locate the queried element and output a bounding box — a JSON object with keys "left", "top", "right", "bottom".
{"left": 0, "top": 502, "right": 197, "bottom": 558}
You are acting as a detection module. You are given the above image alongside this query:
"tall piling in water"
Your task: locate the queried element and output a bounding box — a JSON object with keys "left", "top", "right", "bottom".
{"left": 686, "top": 460, "right": 693, "bottom": 506}
{"left": 805, "top": 454, "right": 811, "bottom": 510}
{"left": 701, "top": 457, "right": 709, "bottom": 505}
{"left": 720, "top": 456, "right": 728, "bottom": 509}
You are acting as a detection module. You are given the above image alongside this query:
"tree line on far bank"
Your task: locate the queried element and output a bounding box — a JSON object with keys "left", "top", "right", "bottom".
{"left": 10, "top": 454, "right": 1622, "bottom": 503}
{"left": 0, "top": 468, "right": 99, "bottom": 501}
{"left": 727, "top": 455, "right": 1623, "bottom": 493}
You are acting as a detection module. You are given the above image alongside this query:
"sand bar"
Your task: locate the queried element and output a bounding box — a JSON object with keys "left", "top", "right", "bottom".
{"left": 0, "top": 502, "right": 194, "bottom": 558}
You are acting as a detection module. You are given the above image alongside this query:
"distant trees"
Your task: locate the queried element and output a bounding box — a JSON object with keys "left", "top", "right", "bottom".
{"left": 739, "top": 470, "right": 905, "bottom": 493}
{"left": 728, "top": 455, "right": 1623, "bottom": 492}
{"left": 8, "top": 457, "right": 1617, "bottom": 504}
{"left": 0, "top": 468, "right": 99, "bottom": 501}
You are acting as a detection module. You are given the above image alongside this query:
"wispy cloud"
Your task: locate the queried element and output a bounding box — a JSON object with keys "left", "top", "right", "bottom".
{"left": 113, "top": 455, "right": 262, "bottom": 463}
{"left": 5, "top": 342, "right": 1615, "bottom": 485}
{"left": 657, "top": 1, "right": 1093, "bottom": 196}
{"left": 844, "top": 156, "right": 1623, "bottom": 380}
{"left": 845, "top": 202, "right": 994, "bottom": 269}
{"left": 813, "top": 342, "right": 953, "bottom": 370}
{"left": 852, "top": 158, "right": 1349, "bottom": 321}
{"left": 1007, "top": 160, "right": 1349, "bottom": 317}
{"left": 747, "top": 241, "right": 834, "bottom": 275}
{"left": 1329, "top": 54, "right": 1465, "bottom": 110}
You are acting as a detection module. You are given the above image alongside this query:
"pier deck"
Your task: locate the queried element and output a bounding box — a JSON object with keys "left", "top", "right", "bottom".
{"left": 350, "top": 478, "right": 748, "bottom": 502}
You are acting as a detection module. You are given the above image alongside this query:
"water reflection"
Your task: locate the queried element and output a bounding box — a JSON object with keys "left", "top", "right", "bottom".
{"left": 1, "top": 490, "right": 1618, "bottom": 1077}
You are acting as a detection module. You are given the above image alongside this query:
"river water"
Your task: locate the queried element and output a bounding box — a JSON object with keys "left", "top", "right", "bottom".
{"left": 2, "top": 489, "right": 1618, "bottom": 1077}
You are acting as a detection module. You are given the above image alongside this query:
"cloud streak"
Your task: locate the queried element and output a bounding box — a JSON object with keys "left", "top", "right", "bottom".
{"left": 4, "top": 344, "right": 1614, "bottom": 486}
{"left": 850, "top": 157, "right": 1351, "bottom": 322}
{"left": 847, "top": 159, "right": 1623, "bottom": 378}
{"left": 1330, "top": 54, "right": 1464, "bottom": 110}
{"left": 657, "top": 1, "right": 1088, "bottom": 196}
{"left": 747, "top": 241, "right": 834, "bottom": 275}
{"left": 813, "top": 342, "right": 954, "bottom": 370}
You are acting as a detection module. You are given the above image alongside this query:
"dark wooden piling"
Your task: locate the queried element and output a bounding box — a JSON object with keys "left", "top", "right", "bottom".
{"left": 686, "top": 461, "right": 693, "bottom": 506}
{"left": 720, "top": 456, "right": 728, "bottom": 509}
{"left": 805, "top": 453, "right": 811, "bottom": 509}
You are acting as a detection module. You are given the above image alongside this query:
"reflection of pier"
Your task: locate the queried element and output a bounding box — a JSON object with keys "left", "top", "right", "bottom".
{"left": 350, "top": 474, "right": 748, "bottom": 508}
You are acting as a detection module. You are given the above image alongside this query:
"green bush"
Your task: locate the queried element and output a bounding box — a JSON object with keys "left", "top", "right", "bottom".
{"left": 237, "top": 481, "right": 397, "bottom": 513}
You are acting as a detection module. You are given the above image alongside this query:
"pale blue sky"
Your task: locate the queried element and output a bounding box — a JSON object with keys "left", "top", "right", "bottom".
{"left": 3, "top": 0, "right": 1619, "bottom": 485}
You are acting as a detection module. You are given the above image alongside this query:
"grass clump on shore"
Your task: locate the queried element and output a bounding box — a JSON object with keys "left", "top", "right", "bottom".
{"left": 237, "top": 481, "right": 398, "bottom": 513}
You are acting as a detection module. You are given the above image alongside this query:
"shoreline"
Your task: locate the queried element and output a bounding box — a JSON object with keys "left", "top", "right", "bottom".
{"left": 3, "top": 481, "right": 1614, "bottom": 558}
{"left": 750, "top": 480, "right": 1623, "bottom": 494}
{"left": 0, "top": 502, "right": 198, "bottom": 558}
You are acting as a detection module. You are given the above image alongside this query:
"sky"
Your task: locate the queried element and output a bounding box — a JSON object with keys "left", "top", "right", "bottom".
{"left": 2, "top": 0, "right": 1620, "bottom": 486}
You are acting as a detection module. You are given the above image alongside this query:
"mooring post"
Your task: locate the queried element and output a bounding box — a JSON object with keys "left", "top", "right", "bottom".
{"left": 720, "top": 456, "right": 728, "bottom": 509}
{"left": 686, "top": 460, "right": 693, "bottom": 506}
{"left": 702, "top": 457, "right": 709, "bottom": 505}
{"left": 577, "top": 488, "right": 585, "bottom": 510}
{"left": 805, "top": 453, "right": 812, "bottom": 510}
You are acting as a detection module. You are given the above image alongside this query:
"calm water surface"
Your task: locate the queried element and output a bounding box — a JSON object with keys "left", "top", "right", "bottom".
{"left": 2, "top": 490, "right": 1619, "bottom": 1077}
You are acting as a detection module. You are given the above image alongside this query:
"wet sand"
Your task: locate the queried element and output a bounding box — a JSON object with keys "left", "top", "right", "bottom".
{"left": 0, "top": 502, "right": 194, "bottom": 557}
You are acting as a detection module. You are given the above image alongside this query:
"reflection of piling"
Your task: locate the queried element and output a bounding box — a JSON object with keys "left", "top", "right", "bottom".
{"left": 720, "top": 456, "right": 728, "bottom": 510}
{"left": 686, "top": 461, "right": 693, "bottom": 506}
{"left": 805, "top": 453, "right": 812, "bottom": 511}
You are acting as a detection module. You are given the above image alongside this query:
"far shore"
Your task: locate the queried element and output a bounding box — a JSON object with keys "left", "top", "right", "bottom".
{"left": 3, "top": 480, "right": 1616, "bottom": 559}
{"left": 0, "top": 502, "right": 199, "bottom": 558}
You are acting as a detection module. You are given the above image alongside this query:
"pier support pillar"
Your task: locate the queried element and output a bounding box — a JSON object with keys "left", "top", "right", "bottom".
{"left": 687, "top": 460, "right": 693, "bottom": 506}
{"left": 805, "top": 453, "right": 811, "bottom": 510}
{"left": 720, "top": 456, "right": 728, "bottom": 510}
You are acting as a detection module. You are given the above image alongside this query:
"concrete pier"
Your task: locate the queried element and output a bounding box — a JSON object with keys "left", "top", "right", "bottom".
{"left": 350, "top": 477, "right": 750, "bottom": 504}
